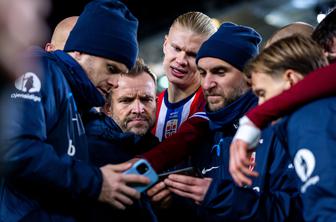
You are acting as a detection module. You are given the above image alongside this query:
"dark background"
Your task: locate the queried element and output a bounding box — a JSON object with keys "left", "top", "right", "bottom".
{"left": 47, "top": 0, "right": 243, "bottom": 41}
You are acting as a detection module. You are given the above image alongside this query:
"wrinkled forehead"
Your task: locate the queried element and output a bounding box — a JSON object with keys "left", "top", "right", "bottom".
{"left": 113, "top": 74, "right": 156, "bottom": 96}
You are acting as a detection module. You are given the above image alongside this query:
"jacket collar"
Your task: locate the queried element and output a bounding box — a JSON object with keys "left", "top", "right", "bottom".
{"left": 206, "top": 90, "right": 257, "bottom": 131}
{"left": 86, "top": 109, "right": 159, "bottom": 152}
{"left": 53, "top": 50, "right": 105, "bottom": 112}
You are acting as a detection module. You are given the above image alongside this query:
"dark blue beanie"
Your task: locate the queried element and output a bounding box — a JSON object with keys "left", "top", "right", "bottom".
{"left": 64, "top": 0, "right": 138, "bottom": 70}
{"left": 196, "top": 22, "right": 262, "bottom": 71}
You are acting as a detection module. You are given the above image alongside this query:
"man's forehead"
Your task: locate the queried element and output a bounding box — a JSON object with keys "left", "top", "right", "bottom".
{"left": 169, "top": 25, "right": 207, "bottom": 52}
{"left": 112, "top": 75, "right": 155, "bottom": 94}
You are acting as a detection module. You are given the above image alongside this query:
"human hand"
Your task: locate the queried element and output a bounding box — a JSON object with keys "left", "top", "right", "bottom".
{"left": 164, "top": 174, "right": 212, "bottom": 205}
{"left": 229, "top": 139, "right": 258, "bottom": 187}
{"left": 147, "top": 181, "right": 172, "bottom": 208}
{"left": 99, "top": 163, "right": 150, "bottom": 210}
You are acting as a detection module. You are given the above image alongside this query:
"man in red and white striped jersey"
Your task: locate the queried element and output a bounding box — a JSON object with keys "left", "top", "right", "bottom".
{"left": 152, "top": 11, "right": 217, "bottom": 141}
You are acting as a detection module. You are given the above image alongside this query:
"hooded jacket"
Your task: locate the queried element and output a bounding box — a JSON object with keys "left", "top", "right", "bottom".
{"left": 0, "top": 49, "right": 103, "bottom": 222}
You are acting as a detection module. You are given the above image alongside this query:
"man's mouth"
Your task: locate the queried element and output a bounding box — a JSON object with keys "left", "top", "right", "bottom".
{"left": 171, "top": 66, "right": 187, "bottom": 78}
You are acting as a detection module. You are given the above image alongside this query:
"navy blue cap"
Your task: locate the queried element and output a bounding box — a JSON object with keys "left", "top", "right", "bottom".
{"left": 196, "top": 22, "right": 262, "bottom": 71}
{"left": 64, "top": 0, "right": 138, "bottom": 70}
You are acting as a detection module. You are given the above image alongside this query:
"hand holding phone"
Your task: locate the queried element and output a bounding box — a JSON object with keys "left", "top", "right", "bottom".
{"left": 123, "top": 159, "right": 158, "bottom": 193}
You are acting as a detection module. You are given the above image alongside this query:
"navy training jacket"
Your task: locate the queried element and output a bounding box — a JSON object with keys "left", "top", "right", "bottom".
{"left": 0, "top": 49, "right": 102, "bottom": 222}
{"left": 276, "top": 96, "right": 336, "bottom": 222}
{"left": 192, "top": 91, "right": 302, "bottom": 221}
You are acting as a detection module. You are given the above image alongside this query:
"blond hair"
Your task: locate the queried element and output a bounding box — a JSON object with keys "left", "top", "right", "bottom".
{"left": 171, "top": 11, "right": 217, "bottom": 37}
{"left": 245, "top": 34, "right": 328, "bottom": 80}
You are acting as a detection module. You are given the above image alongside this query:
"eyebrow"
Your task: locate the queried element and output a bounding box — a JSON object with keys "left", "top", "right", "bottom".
{"left": 171, "top": 42, "right": 197, "bottom": 57}
{"left": 209, "top": 65, "right": 229, "bottom": 73}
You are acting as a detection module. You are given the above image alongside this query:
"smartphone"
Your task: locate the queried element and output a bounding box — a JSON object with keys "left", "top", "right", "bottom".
{"left": 123, "top": 159, "right": 158, "bottom": 193}
{"left": 158, "top": 166, "right": 200, "bottom": 180}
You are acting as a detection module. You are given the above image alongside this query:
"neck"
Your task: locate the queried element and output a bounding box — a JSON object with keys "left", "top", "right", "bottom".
{"left": 167, "top": 81, "right": 200, "bottom": 103}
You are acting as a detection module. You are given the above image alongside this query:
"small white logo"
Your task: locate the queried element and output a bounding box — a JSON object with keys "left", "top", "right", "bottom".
{"left": 202, "top": 166, "right": 220, "bottom": 175}
{"left": 15, "top": 72, "right": 41, "bottom": 93}
{"left": 67, "top": 139, "right": 76, "bottom": 156}
{"left": 294, "top": 148, "right": 320, "bottom": 193}
{"left": 253, "top": 186, "right": 260, "bottom": 192}
{"left": 294, "top": 149, "right": 315, "bottom": 182}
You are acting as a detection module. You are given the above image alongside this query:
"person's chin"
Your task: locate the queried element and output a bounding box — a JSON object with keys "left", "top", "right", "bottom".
{"left": 208, "top": 103, "right": 224, "bottom": 112}
{"left": 129, "top": 127, "right": 148, "bottom": 136}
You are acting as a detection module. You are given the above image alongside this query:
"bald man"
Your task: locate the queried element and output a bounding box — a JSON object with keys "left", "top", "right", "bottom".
{"left": 264, "top": 22, "right": 314, "bottom": 48}
{"left": 45, "top": 16, "right": 78, "bottom": 51}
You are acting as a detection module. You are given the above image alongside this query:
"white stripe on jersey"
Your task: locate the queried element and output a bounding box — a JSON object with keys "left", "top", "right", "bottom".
{"left": 155, "top": 101, "right": 168, "bottom": 141}
{"left": 190, "top": 111, "right": 209, "bottom": 120}
{"left": 179, "top": 93, "right": 196, "bottom": 128}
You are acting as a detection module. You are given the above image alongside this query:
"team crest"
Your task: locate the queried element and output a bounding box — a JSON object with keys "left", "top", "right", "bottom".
{"left": 165, "top": 119, "right": 178, "bottom": 138}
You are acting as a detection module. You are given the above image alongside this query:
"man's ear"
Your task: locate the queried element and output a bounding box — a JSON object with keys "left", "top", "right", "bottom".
{"left": 283, "top": 69, "right": 303, "bottom": 87}
{"left": 45, "top": 43, "right": 55, "bottom": 52}
{"left": 163, "top": 35, "right": 168, "bottom": 54}
{"left": 103, "top": 103, "right": 112, "bottom": 116}
{"left": 67, "top": 51, "right": 83, "bottom": 62}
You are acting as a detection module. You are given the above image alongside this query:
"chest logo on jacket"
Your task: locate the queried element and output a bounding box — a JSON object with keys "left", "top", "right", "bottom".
{"left": 294, "top": 148, "right": 320, "bottom": 193}
{"left": 15, "top": 72, "right": 41, "bottom": 93}
{"left": 11, "top": 72, "right": 42, "bottom": 102}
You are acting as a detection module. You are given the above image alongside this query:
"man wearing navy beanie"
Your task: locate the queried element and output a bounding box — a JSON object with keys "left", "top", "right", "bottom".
{"left": 196, "top": 22, "right": 261, "bottom": 72}
{"left": 64, "top": 0, "right": 138, "bottom": 70}
{"left": 163, "top": 23, "right": 302, "bottom": 221}
{"left": 0, "top": 0, "right": 150, "bottom": 221}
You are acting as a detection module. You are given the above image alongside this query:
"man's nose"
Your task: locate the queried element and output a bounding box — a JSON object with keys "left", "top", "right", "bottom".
{"left": 201, "top": 74, "right": 216, "bottom": 91}
{"left": 175, "top": 51, "right": 187, "bottom": 66}
{"left": 107, "top": 75, "right": 119, "bottom": 89}
{"left": 132, "top": 100, "right": 144, "bottom": 114}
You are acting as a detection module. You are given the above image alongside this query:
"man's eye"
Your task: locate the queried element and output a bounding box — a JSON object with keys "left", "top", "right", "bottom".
{"left": 107, "top": 65, "right": 119, "bottom": 74}
{"left": 199, "top": 71, "right": 206, "bottom": 77}
{"left": 119, "top": 98, "right": 132, "bottom": 103}
{"left": 173, "top": 46, "right": 181, "bottom": 52}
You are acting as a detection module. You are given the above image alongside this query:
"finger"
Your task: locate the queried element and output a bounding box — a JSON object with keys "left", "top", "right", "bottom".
{"left": 230, "top": 142, "right": 251, "bottom": 187}
{"left": 152, "top": 189, "right": 171, "bottom": 202}
{"left": 119, "top": 184, "right": 141, "bottom": 200}
{"left": 167, "top": 174, "right": 198, "bottom": 185}
{"left": 108, "top": 162, "right": 132, "bottom": 172}
{"left": 237, "top": 141, "right": 254, "bottom": 166}
{"left": 168, "top": 187, "right": 200, "bottom": 202}
{"left": 164, "top": 178, "right": 193, "bottom": 193}
{"left": 122, "top": 174, "right": 150, "bottom": 184}
{"left": 147, "top": 181, "right": 165, "bottom": 196}
{"left": 234, "top": 170, "right": 253, "bottom": 187}
{"left": 161, "top": 194, "right": 172, "bottom": 204}
{"left": 115, "top": 192, "right": 134, "bottom": 206}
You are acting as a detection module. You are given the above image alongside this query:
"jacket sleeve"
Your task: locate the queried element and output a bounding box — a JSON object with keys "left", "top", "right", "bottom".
{"left": 142, "top": 116, "right": 209, "bottom": 172}
{"left": 246, "top": 62, "right": 336, "bottom": 129}
{"left": 0, "top": 63, "right": 102, "bottom": 201}
{"left": 229, "top": 138, "right": 303, "bottom": 222}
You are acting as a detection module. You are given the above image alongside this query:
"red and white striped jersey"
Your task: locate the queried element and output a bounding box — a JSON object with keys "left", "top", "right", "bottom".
{"left": 152, "top": 87, "right": 206, "bottom": 141}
